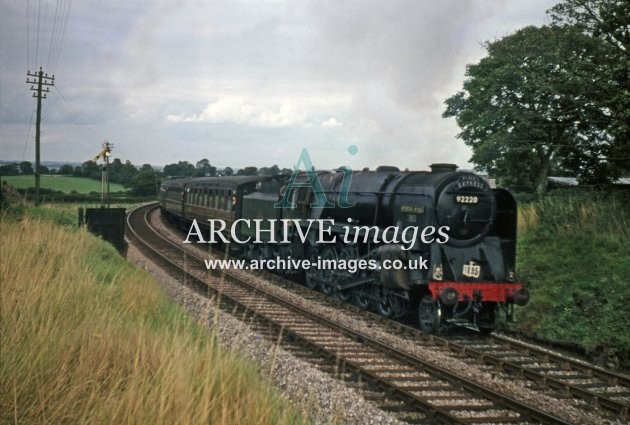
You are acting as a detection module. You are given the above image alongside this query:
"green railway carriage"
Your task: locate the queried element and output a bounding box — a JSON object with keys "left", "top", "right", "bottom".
{"left": 159, "top": 176, "right": 269, "bottom": 238}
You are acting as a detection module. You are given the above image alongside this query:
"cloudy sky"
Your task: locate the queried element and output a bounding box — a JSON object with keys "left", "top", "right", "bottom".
{"left": 0, "top": 0, "right": 557, "bottom": 171}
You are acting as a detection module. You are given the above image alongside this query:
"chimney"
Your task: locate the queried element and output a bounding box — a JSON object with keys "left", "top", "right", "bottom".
{"left": 429, "top": 163, "right": 458, "bottom": 173}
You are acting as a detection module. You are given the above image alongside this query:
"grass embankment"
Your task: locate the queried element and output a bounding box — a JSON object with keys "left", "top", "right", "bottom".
{"left": 0, "top": 206, "right": 306, "bottom": 424}
{"left": 515, "top": 191, "right": 630, "bottom": 367}
{"left": 1, "top": 175, "right": 127, "bottom": 194}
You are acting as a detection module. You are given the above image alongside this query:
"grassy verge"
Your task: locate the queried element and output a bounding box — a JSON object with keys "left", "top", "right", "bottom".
{"left": 0, "top": 207, "right": 307, "bottom": 424}
{"left": 515, "top": 190, "right": 630, "bottom": 367}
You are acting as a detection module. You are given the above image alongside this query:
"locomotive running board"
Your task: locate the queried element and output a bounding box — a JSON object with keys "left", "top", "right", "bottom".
{"left": 310, "top": 276, "right": 376, "bottom": 291}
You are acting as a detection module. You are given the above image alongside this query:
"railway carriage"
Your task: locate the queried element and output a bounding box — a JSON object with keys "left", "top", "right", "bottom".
{"left": 160, "top": 176, "right": 267, "bottom": 230}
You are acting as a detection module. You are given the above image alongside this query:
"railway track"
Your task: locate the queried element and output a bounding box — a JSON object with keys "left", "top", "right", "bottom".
{"left": 128, "top": 203, "right": 625, "bottom": 424}
{"left": 152, "top": 204, "right": 630, "bottom": 421}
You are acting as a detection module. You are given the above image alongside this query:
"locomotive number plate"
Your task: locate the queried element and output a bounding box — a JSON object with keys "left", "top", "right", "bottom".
{"left": 456, "top": 195, "right": 478, "bottom": 204}
{"left": 462, "top": 261, "right": 481, "bottom": 278}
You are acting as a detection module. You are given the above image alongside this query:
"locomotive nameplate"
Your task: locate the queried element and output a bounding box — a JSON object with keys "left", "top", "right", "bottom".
{"left": 454, "top": 174, "right": 486, "bottom": 190}
{"left": 400, "top": 205, "right": 425, "bottom": 214}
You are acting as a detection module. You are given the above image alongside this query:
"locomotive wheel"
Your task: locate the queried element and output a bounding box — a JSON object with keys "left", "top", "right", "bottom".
{"left": 335, "top": 246, "right": 355, "bottom": 303}
{"left": 352, "top": 289, "right": 370, "bottom": 310}
{"left": 390, "top": 295, "right": 409, "bottom": 318}
{"left": 419, "top": 295, "right": 440, "bottom": 334}
{"left": 304, "top": 245, "right": 319, "bottom": 290}
{"left": 335, "top": 289, "right": 351, "bottom": 302}
{"left": 376, "top": 297, "right": 394, "bottom": 318}
{"left": 320, "top": 283, "right": 334, "bottom": 295}
{"left": 318, "top": 246, "right": 337, "bottom": 295}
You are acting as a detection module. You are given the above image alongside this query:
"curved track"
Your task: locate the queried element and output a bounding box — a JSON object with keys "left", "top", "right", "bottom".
{"left": 128, "top": 203, "right": 626, "bottom": 424}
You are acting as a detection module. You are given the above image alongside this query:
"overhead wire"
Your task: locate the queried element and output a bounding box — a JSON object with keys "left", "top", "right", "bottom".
{"left": 46, "top": 0, "right": 61, "bottom": 70}
{"left": 51, "top": 0, "right": 72, "bottom": 74}
{"left": 21, "top": 102, "right": 37, "bottom": 161}
{"left": 54, "top": 83, "right": 100, "bottom": 142}
{"left": 34, "top": 0, "right": 41, "bottom": 66}
{"left": 26, "top": 0, "right": 72, "bottom": 73}
{"left": 26, "top": 0, "right": 30, "bottom": 70}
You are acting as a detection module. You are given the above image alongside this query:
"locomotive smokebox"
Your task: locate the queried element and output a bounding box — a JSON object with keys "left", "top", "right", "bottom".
{"left": 430, "top": 163, "right": 458, "bottom": 173}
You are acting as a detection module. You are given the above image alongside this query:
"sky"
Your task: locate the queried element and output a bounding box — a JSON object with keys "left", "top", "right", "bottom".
{"left": 0, "top": 0, "right": 558, "bottom": 171}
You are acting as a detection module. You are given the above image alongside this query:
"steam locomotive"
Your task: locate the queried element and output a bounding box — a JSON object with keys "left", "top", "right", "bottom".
{"left": 159, "top": 163, "right": 529, "bottom": 334}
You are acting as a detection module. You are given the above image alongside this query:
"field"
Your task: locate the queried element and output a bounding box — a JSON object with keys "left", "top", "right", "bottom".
{"left": 1, "top": 174, "right": 127, "bottom": 193}
{"left": 0, "top": 206, "right": 307, "bottom": 424}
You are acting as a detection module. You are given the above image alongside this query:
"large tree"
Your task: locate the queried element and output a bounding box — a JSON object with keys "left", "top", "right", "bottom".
{"left": 237, "top": 166, "right": 258, "bottom": 176}
{"left": 127, "top": 164, "right": 161, "bottom": 196}
{"left": 163, "top": 161, "right": 195, "bottom": 177}
{"left": 19, "top": 161, "right": 33, "bottom": 174}
{"left": 444, "top": 25, "right": 616, "bottom": 191}
{"left": 549, "top": 0, "right": 629, "bottom": 177}
{"left": 195, "top": 158, "right": 216, "bottom": 177}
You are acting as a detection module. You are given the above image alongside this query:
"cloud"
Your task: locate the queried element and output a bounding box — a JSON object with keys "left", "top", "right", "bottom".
{"left": 1, "top": 0, "right": 557, "bottom": 170}
{"left": 321, "top": 118, "right": 341, "bottom": 128}
{"left": 167, "top": 94, "right": 351, "bottom": 128}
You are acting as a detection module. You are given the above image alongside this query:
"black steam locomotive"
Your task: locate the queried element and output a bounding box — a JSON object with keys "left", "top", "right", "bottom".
{"left": 159, "top": 164, "right": 529, "bottom": 333}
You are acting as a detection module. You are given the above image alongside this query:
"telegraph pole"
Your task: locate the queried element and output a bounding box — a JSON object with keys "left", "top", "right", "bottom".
{"left": 26, "top": 67, "right": 54, "bottom": 206}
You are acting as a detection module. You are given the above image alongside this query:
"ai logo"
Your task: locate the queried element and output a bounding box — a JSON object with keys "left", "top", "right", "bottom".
{"left": 274, "top": 146, "right": 358, "bottom": 209}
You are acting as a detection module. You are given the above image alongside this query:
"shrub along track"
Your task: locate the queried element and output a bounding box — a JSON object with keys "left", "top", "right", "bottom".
{"left": 128, "top": 203, "right": 625, "bottom": 424}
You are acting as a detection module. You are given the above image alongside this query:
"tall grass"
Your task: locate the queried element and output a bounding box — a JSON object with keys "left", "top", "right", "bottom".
{"left": 518, "top": 191, "right": 629, "bottom": 239}
{"left": 0, "top": 213, "right": 306, "bottom": 424}
{"left": 515, "top": 191, "right": 630, "bottom": 366}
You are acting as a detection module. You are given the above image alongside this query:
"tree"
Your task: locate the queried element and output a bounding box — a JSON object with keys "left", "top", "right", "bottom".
{"left": 19, "top": 161, "right": 33, "bottom": 174}
{"left": 126, "top": 164, "right": 161, "bottom": 196}
{"left": 109, "top": 158, "right": 138, "bottom": 185}
{"left": 59, "top": 164, "right": 74, "bottom": 175}
{"left": 80, "top": 161, "right": 101, "bottom": 180}
{"left": 222, "top": 167, "right": 233, "bottom": 176}
{"left": 548, "top": 0, "right": 629, "bottom": 52}
{"left": 444, "top": 25, "right": 616, "bottom": 191}
{"left": 549, "top": 0, "right": 630, "bottom": 177}
{"left": 279, "top": 168, "right": 293, "bottom": 175}
{"left": 258, "top": 164, "right": 280, "bottom": 176}
{"left": 163, "top": 161, "right": 195, "bottom": 177}
{"left": 109, "top": 158, "right": 124, "bottom": 183}
{"left": 195, "top": 158, "right": 216, "bottom": 177}
{"left": 237, "top": 166, "right": 258, "bottom": 176}
{"left": 0, "top": 163, "right": 19, "bottom": 176}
